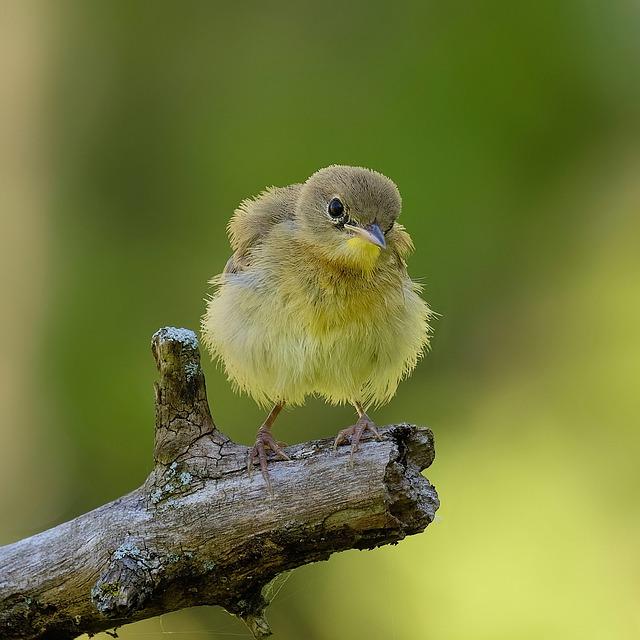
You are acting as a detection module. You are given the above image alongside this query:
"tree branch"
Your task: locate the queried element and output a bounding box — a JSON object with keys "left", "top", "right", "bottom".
{"left": 0, "top": 327, "right": 439, "bottom": 639}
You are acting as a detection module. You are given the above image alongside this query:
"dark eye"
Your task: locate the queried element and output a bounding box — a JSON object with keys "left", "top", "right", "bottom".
{"left": 327, "top": 197, "right": 345, "bottom": 219}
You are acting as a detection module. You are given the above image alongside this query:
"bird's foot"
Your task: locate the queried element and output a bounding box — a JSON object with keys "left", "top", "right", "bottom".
{"left": 247, "top": 426, "right": 291, "bottom": 490}
{"left": 333, "top": 414, "right": 381, "bottom": 456}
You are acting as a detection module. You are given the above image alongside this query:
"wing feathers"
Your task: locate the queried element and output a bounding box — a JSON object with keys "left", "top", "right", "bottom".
{"left": 225, "top": 184, "right": 301, "bottom": 272}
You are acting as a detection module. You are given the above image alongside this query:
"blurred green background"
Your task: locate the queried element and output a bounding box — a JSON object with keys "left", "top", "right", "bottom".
{"left": 2, "top": 1, "right": 640, "bottom": 638}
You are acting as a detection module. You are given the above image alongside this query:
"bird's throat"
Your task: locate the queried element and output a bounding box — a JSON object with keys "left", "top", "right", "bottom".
{"left": 345, "top": 236, "right": 382, "bottom": 272}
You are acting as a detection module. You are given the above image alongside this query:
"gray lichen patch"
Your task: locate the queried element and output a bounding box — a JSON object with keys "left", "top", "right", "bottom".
{"left": 202, "top": 560, "right": 217, "bottom": 572}
{"left": 91, "top": 541, "right": 162, "bottom": 617}
{"left": 153, "top": 327, "right": 199, "bottom": 350}
{"left": 113, "top": 542, "right": 143, "bottom": 562}
{"left": 148, "top": 461, "right": 200, "bottom": 506}
{"left": 184, "top": 361, "right": 199, "bottom": 381}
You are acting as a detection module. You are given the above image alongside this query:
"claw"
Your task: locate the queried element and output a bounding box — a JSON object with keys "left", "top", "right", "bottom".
{"left": 247, "top": 427, "right": 291, "bottom": 490}
{"left": 334, "top": 415, "right": 381, "bottom": 456}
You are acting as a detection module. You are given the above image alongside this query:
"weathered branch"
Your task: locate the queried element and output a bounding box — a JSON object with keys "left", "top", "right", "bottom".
{"left": 0, "top": 327, "right": 439, "bottom": 639}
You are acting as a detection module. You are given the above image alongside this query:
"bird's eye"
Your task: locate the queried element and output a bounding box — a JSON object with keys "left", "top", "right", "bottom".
{"left": 327, "top": 197, "right": 345, "bottom": 219}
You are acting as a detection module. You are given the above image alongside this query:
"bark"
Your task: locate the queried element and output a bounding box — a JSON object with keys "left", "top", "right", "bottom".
{"left": 0, "top": 327, "right": 439, "bottom": 639}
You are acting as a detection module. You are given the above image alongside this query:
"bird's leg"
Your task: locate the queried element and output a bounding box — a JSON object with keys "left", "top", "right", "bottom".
{"left": 334, "top": 401, "right": 382, "bottom": 456}
{"left": 247, "top": 401, "right": 290, "bottom": 489}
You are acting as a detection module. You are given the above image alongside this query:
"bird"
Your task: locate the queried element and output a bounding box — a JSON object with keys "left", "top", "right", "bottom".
{"left": 201, "top": 165, "right": 432, "bottom": 487}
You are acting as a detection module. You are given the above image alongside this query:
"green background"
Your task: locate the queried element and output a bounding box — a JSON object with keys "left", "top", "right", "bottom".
{"left": 1, "top": 1, "right": 640, "bottom": 638}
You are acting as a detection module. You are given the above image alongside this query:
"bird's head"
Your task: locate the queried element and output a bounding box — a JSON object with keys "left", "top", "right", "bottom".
{"left": 296, "top": 165, "right": 405, "bottom": 272}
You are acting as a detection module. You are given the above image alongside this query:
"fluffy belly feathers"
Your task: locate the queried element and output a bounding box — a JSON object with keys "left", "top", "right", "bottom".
{"left": 202, "top": 271, "right": 430, "bottom": 408}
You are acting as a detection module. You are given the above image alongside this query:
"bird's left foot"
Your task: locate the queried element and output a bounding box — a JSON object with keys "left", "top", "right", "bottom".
{"left": 333, "top": 414, "right": 381, "bottom": 456}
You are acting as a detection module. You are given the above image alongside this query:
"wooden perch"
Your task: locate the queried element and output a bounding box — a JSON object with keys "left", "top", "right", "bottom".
{"left": 0, "top": 327, "right": 439, "bottom": 639}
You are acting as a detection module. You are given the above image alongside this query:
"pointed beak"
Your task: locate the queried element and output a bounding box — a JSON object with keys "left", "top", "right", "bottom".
{"left": 344, "top": 222, "right": 387, "bottom": 249}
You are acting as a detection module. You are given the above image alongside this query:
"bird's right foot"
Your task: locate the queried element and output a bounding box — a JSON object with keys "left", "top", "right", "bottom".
{"left": 247, "top": 426, "right": 291, "bottom": 490}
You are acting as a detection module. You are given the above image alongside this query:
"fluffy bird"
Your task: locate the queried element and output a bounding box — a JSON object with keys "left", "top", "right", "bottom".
{"left": 202, "top": 165, "right": 431, "bottom": 485}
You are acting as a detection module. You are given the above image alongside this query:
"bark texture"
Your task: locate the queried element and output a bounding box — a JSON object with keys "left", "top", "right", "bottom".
{"left": 0, "top": 327, "right": 439, "bottom": 639}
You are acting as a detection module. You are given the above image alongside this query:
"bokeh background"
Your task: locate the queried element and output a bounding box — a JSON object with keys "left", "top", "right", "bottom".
{"left": 2, "top": 1, "right": 640, "bottom": 638}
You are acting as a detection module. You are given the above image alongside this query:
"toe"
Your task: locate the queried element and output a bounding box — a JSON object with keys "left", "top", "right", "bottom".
{"left": 247, "top": 449, "right": 255, "bottom": 477}
{"left": 368, "top": 422, "right": 381, "bottom": 440}
{"left": 257, "top": 443, "right": 269, "bottom": 477}
{"left": 350, "top": 425, "right": 366, "bottom": 454}
{"left": 334, "top": 427, "right": 352, "bottom": 449}
{"left": 262, "top": 433, "right": 291, "bottom": 461}
{"left": 270, "top": 440, "right": 291, "bottom": 461}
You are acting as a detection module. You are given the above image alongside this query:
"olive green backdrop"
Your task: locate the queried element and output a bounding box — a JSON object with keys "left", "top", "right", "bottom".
{"left": 1, "top": 1, "right": 639, "bottom": 638}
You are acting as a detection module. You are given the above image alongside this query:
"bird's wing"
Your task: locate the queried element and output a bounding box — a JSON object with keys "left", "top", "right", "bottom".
{"left": 224, "top": 183, "right": 302, "bottom": 274}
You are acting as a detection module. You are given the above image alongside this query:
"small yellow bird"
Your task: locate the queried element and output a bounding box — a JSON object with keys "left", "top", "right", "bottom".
{"left": 202, "top": 165, "right": 431, "bottom": 485}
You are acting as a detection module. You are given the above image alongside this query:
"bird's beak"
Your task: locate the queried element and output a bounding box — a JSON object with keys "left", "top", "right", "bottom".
{"left": 344, "top": 222, "right": 386, "bottom": 249}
